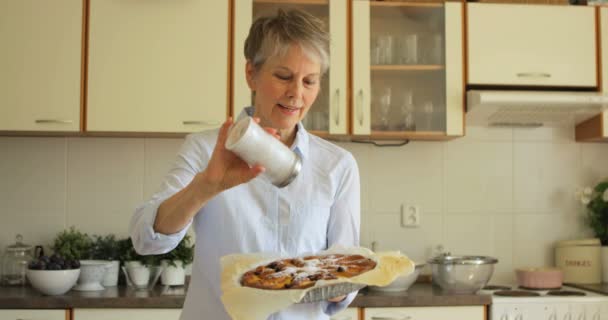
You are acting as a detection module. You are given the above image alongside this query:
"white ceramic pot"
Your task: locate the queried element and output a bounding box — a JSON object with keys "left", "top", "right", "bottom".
{"left": 73, "top": 260, "right": 111, "bottom": 291}
{"left": 160, "top": 260, "right": 185, "bottom": 286}
{"left": 101, "top": 260, "right": 120, "bottom": 287}
{"left": 602, "top": 246, "right": 608, "bottom": 283}
{"left": 127, "top": 264, "right": 150, "bottom": 287}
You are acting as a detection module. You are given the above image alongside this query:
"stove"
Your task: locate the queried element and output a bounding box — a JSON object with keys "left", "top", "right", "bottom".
{"left": 480, "top": 284, "right": 608, "bottom": 320}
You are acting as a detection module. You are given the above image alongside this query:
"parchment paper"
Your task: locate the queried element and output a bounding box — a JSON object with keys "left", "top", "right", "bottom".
{"left": 220, "top": 246, "right": 414, "bottom": 320}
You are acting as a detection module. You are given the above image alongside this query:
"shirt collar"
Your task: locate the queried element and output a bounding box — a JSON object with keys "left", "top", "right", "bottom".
{"left": 238, "top": 106, "right": 309, "bottom": 160}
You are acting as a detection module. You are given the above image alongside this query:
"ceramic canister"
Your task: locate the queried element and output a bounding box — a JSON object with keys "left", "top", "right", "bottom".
{"left": 555, "top": 238, "right": 601, "bottom": 284}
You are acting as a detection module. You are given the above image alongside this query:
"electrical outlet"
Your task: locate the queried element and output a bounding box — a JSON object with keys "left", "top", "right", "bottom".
{"left": 401, "top": 204, "right": 421, "bottom": 228}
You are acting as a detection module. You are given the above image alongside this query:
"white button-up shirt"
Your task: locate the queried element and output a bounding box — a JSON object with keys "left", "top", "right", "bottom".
{"left": 129, "top": 107, "right": 361, "bottom": 320}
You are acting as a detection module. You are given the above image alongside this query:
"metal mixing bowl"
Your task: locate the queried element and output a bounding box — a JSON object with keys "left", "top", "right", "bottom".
{"left": 428, "top": 255, "right": 498, "bottom": 294}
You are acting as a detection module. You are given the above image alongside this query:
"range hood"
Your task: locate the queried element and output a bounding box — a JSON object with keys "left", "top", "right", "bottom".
{"left": 466, "top": 90, "right": 608, "bottom": 127}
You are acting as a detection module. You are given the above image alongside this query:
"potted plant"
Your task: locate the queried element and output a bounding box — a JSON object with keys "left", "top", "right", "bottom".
{"left": 577, "top": 179, "right": 608, "bottom": 281}
{"left": 52, "top": 227, "right": 92, "bottom": 261}
{"left": 90, "top": 234, "right": 121, "bottom": 287}
{"left": 52, "top": 227, "right": 111, "bottom": 291}
{"left": 118, "top": 237, "right": 161, "bottom": 289}
{"left": 159, "top": 235, "right": 194, "bottom": 286}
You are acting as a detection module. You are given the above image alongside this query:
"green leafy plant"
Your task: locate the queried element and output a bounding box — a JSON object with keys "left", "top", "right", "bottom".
{"left": 161, "top": 235, "right": 194, "bottom": 267}
{"left": 90, "top": 234, "right": 120, "bottom": 261}
{"left": 577, "top": 179, "right": 608, "bottom": 245}
{"left": 52, "top": 226, "right": 93, "bottom": 261}
{"left": 117, "top": 237, "right": 159, "bottom": 267}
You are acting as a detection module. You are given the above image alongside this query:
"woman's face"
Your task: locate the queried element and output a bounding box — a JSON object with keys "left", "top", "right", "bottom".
{"left": 246, "top": 44, "right": 321, "bottom": 132}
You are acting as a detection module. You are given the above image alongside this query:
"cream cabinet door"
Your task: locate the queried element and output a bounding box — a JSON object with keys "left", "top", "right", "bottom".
{"left": 364, "top": 306, "right": 485, "bottom": 320}
{"left": 0, "top": 0, "right": 82, "bottom": 132}
{"left": 87, "top": 0, "right": 228, "bottom": 133}
{"left": 73, "top": 308, "right": 181, "bottom": 320}
{"left": 0, "top": 309, "right": 66, "bottom": 320}
{"left": 331, "top": 307, "right": 359, "bottom": 320}
{"left": 351, "top": 0, "right": 371, "bottom": 136}
{"left": 468, "top": 3, "right": 596, "bottom": 87}
{"left": 232, "top": 0, "right": 348, "bottom": 135}
{"left": 352, "top": 1, "right": 464, "bottom": 139}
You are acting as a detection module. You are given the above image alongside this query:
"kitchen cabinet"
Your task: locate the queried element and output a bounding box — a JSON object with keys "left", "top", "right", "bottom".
{"left": 233, "top": 0, "right": 463, "bottom": 140}
{"left": 352, "top": 1, "right": 464, "bottom": 140}
{"left": 232, "top": 0, "right": 349, "bottom": 136}
{"left": 577, "top": 8, "right": 608, "bottom": 142}
{"left": 73, "top": 308, "right": 181, "bottom": 320}
{"left": 0, "top": 309, "right": 67, "bottom": 320}
{"left": 86, "top": 1, "right": 228, "bottom": 133}
{"left": 0, "top": 0, "right": 82, "bottom": 132}
{"left": 363, "top": 306, "right": 484, "bottom": 320}
{"left": 468, "top": 3, "right": 596, "bottom": 88}
{"left": 331, "top": 307, "right": 360, "bottom": 320}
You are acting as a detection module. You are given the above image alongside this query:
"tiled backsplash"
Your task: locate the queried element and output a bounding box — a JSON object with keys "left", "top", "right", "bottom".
{"left": 1, "top": 125, "right": 606, "bottom": 284}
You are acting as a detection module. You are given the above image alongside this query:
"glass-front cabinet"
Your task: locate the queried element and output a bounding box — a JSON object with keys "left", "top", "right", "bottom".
{"left": 233, "top": 0, "right": 348, "bottom": 136}
{"left": 233, "top": 0, "right": 464, "bottom": 140}
{"left": 352, "top": 0, "right": 464, "bottom": 140}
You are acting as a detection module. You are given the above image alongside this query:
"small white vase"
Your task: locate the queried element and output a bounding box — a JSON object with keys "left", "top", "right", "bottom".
{"left": 101, "top": 260, "right": 120, "bottom": 287}
{"left": 160, "top": 260, "right": 185, "bottom": 286}
{"left": 126, "top": 263, "right": 150, "bottom": 287}
{"left": 602, "top": 246, "right": 608, "bottom": 283}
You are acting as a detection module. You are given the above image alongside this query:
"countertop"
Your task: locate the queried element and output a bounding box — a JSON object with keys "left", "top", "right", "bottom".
{"left": 0, "top": 283, "right": 491, "bottom": 309}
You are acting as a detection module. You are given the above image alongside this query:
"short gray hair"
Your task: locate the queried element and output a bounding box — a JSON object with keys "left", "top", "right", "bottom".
{"left": 244, "top": 9, "right": 330, "bottom": 74}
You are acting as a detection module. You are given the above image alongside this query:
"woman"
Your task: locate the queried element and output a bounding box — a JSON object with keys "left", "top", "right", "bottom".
{"left": 129, "top": 9, "right": 360, "bottom": 320}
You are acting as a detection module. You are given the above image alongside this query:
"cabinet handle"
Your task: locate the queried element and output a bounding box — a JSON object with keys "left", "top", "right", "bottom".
{"left": 333, "top": 89, "right": 340, "bottom": 126}
{"left": 182, "top": 121, "right": 221, "bottom": 126}
{"left": 357, "top": 89, "right": 364, "bottom": 126}
{"left": 516, "top": 72, "right": 551, "bottom": 78}
{"left": 35, "top": 119, "right": 73, "bottom": 124}
{"left": 371, "top": 316, "right": 410, "bottom": 320}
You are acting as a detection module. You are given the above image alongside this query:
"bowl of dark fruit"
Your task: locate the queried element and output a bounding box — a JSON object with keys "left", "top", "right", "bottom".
{"left": 26, "top": 254, "right": 80, "bottom": 295}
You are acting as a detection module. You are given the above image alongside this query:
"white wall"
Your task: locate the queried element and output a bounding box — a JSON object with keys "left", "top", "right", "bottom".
{"left": 1, "top": 125, "right": 606, "bottom": 284}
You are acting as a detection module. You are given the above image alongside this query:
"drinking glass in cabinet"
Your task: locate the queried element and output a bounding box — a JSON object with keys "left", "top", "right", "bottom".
{"left": 422, "top": 100, "right": 434, "bottom": 131}
{"left": 378, "top": 87, "right": 392, "bottom": 130}
{"left": 371, "top": 35, "right": 394, "bottom": 65}
{"left": 396, "top": 34, "right": 418, "bottom": 65}
{"left": 399, "top": 90, "right": 416, "bottom": 131}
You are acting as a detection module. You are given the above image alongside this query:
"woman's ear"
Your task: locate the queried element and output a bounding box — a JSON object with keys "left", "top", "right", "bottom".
{"left": 245, "top": 61, "right": 256, "bottom": 91}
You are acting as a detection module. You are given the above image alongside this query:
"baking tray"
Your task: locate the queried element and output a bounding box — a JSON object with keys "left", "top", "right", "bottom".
{"left": 298, "top": 282, "right": 367, "bottom": 303}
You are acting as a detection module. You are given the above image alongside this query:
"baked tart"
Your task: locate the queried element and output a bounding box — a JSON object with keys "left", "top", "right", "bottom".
{"left": 240, "top": 254, "right": 376, "bottom": 290}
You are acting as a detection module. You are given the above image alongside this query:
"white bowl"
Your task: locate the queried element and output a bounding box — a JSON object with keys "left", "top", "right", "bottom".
{"left": 26, "top": 269, "right": 80, "bottom": 295}
{"left": 73, "top": 260, "right": 110, "bottom": 291}
{"left": 369, "top": 264, "right": 423, "bottom": 292}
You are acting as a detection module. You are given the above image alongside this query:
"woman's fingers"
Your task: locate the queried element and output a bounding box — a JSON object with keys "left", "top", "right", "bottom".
{"left": 263, "top": 127, "right": 280, "bottom": 140}
{"left": 215, "top": 117, "right": 234, "bottom": 151}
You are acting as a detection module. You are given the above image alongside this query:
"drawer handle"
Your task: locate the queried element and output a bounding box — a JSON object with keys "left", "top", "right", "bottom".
{"left": 516, "top": 72, "right": 551, "bottom": 78}
{"left": 333, "top": 89, "right": 340, "bottom": 126}
{"left": 35, "top": 119, "right": 73, "bottom": 124}
{"left": 357, "top": 89, "right": 364, "bottom": 126}
{"left": 182, "top": 120, "right": 221, "bottom": 126}
{"left": 371, "top": 316, "right": 411, "bottom": 320}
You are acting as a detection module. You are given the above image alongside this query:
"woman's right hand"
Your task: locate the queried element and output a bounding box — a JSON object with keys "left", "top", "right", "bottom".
{"left": 193, "top": 117, "right": 277, "bottom": 196}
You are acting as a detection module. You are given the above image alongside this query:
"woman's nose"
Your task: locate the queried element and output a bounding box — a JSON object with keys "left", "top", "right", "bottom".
{"left": 286, "top": 80, "right": 304, "bottom": 100}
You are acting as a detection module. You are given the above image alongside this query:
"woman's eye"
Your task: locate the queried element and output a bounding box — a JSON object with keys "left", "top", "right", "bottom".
{"left": 275, "top": 74, "right": 290, "bottom": 80}
{"left": 304, "top": 80, "right": 317, "bottom": 85}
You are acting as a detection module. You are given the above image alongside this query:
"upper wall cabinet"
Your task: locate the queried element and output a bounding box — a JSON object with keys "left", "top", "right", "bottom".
{"left": 232, "top": 0, "right": 349, "bottom": 136}
{"left": 0, "top": 0, "right": 82, "bottom": 132}
{"left": 352, "top": 0, "right": 464, "bottom": 139}
{"left": 468, "top": 3, "right": 596, "bottom": 88}
{"left": 87, "top": 0, "right": 228, "bottom": 133}
{"left": 576, "top": 8, "right": 608, "bottom": 142}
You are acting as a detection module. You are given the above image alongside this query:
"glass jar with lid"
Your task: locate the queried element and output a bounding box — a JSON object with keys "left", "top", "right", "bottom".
{"left": 1, "top": 234, "right": 38, "bottom": 286}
